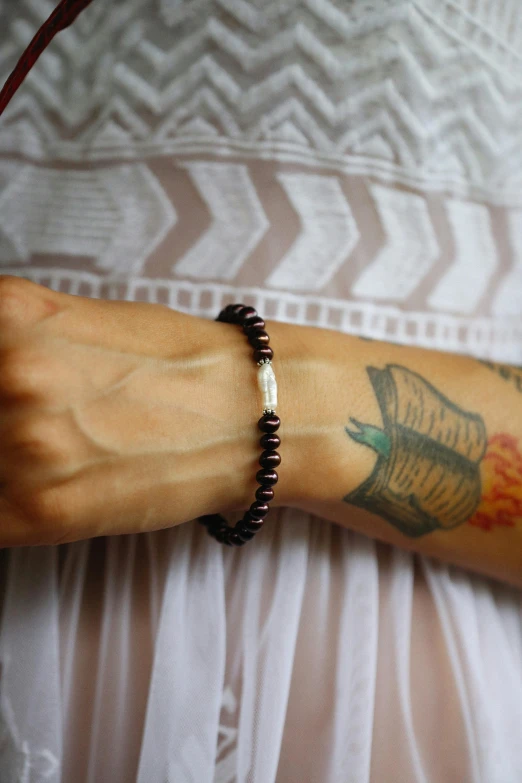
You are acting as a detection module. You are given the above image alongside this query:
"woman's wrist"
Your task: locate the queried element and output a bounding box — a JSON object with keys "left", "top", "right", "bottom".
{"left": 255, "top": 319, "right": 363, "bottom": 510}
{"left": 211, "top": 316, "right": 338, "bottom": 515}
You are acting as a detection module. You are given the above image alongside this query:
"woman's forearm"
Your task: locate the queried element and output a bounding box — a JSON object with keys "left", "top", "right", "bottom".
{"left": 265, "top": 320, "right": 522, "bottom": 589}
{"left": 1, "top": 274, "right": 520, "bottom": 581}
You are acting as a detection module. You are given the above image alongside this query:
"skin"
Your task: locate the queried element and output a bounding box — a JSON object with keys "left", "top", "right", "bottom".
{"left": 0, "top": 275, "right": 521, "bottom": 589}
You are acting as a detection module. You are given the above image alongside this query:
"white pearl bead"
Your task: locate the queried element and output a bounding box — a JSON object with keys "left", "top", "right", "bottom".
{"left": 257, "top": 361, "right": 277, "bottom": 411}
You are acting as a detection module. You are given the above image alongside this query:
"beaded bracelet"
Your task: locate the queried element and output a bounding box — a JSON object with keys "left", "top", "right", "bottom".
{"left": 198, "top": 303, "right": 280, "bottom": 546}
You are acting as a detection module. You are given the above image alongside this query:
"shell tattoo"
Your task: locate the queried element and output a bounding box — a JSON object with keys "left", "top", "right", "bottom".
{"left": 344, "top": 365, "right": 487, "bottom": 537}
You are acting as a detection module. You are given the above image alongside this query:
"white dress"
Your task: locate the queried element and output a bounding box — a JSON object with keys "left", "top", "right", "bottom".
{"left": 0, "top": 1, "right": 522, "bottom": 781}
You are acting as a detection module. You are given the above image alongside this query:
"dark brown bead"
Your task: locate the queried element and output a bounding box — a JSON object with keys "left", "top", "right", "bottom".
{"left": 221, "top": 303, "right": 242, "bottom": 319}
{"left": 256, "top": 468, "right": 278, "bottom": 486}
{"left": 260, "top": 433, "right": 280, "bottom": 450}
{"left": 207, "top": 515, "right": 229, "bottom": 533}
{"left": 235, "top": 525, "right": 256, "bottom": 542}
{"left": 238, "top": 306, "right": 258, "bottom": 324}
{"left": 259, "top": 450, "right": 281, "bottom": 468}
{"left": 242, "top": 513, "right": 264, "bottom": 533}
{"left": 243, "top": 317, "right": 265, "bottom": 335}
{"left": 198, "top": 514, "right": 222, "bottom": 527}
{"left": 206, "top": 518, "right": 228, "bottom": 534}
{"left": 208, "top": 520, "right": 231, "bottom": 536}
{"left": 213, "top": 527, "right": 230, "bottom": 544}
{"left": 249, "top": 501, "right": 269, "bottom": 520}
{"left": 255, "top": 485, "right": 274, "bottom": 502}
{"left": 226, "top": 304, "right": 248, "bottom": 323}
{"left": 249, "top": 331, "right": 270, "bottom": 349}
{"left": 216, "top": 310, "right": 230, "bottom": 323}
{"left": 258, "top": 414, "right": 280, "bottom": 433}
{"left": 207, "top": 522, "right": 230, "bottom": 542}
{"left": 254, "top": 346, "right": 273, "bottom": 363}
{"left": 228, "top": 530, "right": 247, "bottom": 546}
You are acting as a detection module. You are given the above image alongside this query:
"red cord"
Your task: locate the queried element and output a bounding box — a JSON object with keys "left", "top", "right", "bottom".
{"left": 0, "top": 0, "right": 97, "bottom": 117}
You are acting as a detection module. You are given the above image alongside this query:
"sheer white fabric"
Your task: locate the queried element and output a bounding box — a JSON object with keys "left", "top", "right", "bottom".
{"left": 1, "top": 1, "right": 522, "bottom": 781}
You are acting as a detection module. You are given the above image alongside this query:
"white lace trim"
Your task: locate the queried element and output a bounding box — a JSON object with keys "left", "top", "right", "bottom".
{"left": 1, "top": 267, "right": 519, "bottom": 363}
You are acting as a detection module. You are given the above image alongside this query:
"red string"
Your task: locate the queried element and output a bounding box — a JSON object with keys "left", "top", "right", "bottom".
{"left": 0, "top": 0, "right": 97, "bottom": 117}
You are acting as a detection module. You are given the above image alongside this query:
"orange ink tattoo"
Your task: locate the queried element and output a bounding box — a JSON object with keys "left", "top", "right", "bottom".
{"left": 468, "top": 434, "right": 522, "bottom": 531}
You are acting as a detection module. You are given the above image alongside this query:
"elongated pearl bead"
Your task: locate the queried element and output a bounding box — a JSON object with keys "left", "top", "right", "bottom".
{"left": 257, "top": 361, "right": 277, "bottom": 411}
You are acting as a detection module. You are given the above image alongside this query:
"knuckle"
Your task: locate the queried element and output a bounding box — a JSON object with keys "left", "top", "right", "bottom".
{"left": 29, "top": 487, "right": 71, "bottom": 530}
{"left": 0, "top": 349, "right": 46, "bottom": 399}
{"left": 0, "top": 275, "right": 30, "bottom": 296}
{"left": 0, "top": 277, "right": 61, "bottom": 331}
{"left": 7, "top": 416, "right": 63, "bottom": 462}
{"left": 0, "top": 276, "right": 31, "bottom": 318}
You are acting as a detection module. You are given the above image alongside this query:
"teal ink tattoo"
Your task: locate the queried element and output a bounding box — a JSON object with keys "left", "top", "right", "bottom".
{"left": 343, "top": 365, "right": 487, "bottom": 537}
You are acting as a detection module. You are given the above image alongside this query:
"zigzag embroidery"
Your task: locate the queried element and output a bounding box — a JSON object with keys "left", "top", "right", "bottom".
{"left": 1, "top": 1, "right": 522, "bottom": 202}
{"left": 0, "top": 266, "right": 519, "bottom": 362}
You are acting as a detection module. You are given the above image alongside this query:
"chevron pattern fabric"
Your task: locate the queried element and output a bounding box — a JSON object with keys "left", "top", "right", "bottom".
{"left": 0, "top": 0, "right": 521, "bottom": 197}
{"left": 1, "top": 4, "right": 522, "bottom": 783}
{"left": 0, "top": 0, "right": 520, "bottom": 362}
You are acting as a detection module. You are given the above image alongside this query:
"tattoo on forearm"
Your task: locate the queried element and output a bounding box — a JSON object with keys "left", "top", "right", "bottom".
{"left": 479, "top": 360, "right": 522, "bottom": 395}
{"left": 343, "top": 364, "right": 488, "bottom": 537}
{"left": 468, "top": 433, "right": 522, "bottom": 531}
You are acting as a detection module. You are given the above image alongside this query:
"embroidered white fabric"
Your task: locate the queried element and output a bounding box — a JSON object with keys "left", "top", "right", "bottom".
{"left": 0, "top": 1, "right": 522, "bottom": 781}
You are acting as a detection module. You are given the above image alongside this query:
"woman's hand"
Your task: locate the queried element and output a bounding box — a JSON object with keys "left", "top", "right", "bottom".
{"left": 3, "top": 276, "right": 522, "bottom": 587}
{"left": 0, "top": 276, "right": 293, "bottom": 547}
